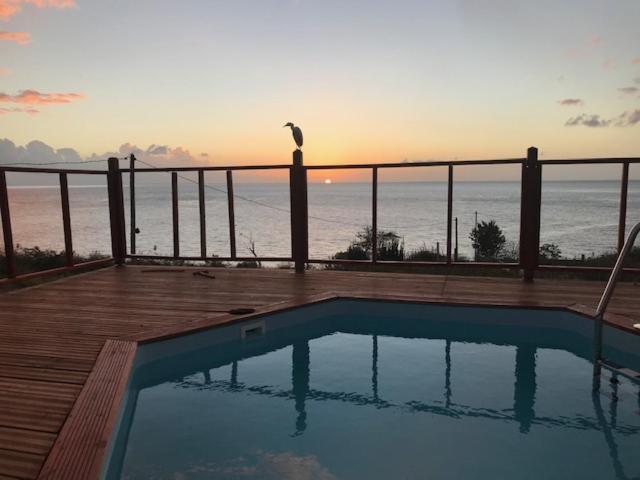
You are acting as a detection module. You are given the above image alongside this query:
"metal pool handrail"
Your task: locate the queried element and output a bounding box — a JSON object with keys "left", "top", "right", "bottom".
{"left": 595, "top": 221, "right": 640, "bottom": 318}
{"left": 592, "top": 221, "right": 640, "bottom": 389}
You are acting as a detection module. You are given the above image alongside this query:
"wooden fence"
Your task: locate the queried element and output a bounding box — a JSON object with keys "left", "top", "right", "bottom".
{"left": 1, "top": 148, "right": 639, "bottom": 284}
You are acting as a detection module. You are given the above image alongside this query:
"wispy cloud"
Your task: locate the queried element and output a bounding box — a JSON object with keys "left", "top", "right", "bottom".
{"left": 558, "top": 98, "right": 584, "bottom": 106}
{"left": 618, "top": 86, "right": 639, "bottom": 95}
{"left": 633, "top": 58, "right": 640, "bottom": 65}
{"left": 565, "top": 114, "right": 610, "bottom": 128}
{"left": 0, "top": 0, "right": 74, "bottom": 21}
{"left": 0, "top": 68, "right": 9, "bottom": 76}
{"left": 565, "top": 36, "right": 603, "bottom": 59}
{"left": 0, "top": 89, "right": 85, "bottom": 104}
{"left": 613, "top": 109, "right": 640, "bottom": 127}
{"left": 0, "top": 30, "right": 30, "bottom": 44}
{"left": 0, "top": 107, "right": 39, "bottom": 115}
{"left": 566, "top": 110, "right": 640, "bottom": 128}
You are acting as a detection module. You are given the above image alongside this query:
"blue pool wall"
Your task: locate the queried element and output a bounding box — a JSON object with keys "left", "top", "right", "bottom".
{"left": 100, "top": 299, "right": 640, "bottom": 479}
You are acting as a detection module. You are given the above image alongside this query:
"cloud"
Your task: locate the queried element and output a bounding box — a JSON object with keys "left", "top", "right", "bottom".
{"left": 633, "top": 58, "right": 640, "bottom": 65}
{"left": 618, "top": 86, "right": 639, "bottom": 95}
{"left": 566, "top": 110, "right": 640, "bottom": 128}
{"left": 0, "top": 68, "right": 9, "bottom": 76}
{"left": 146, "top": 144, "right": 168, "bottom": 155}
{"left": 0, "top": 139, "right": 83, "bottom": 166}
{"left": 613, "top": 109, "right": 640, "bottom": 127}
{"left": 0, "top": 107, "right": 38, "bottom": 115}
{"left": 565, "top": 36, "right": 603, "bottom": 59}
{"left": 0, "top": 89, "right": 85, "bottom": 104}
{"left": 565, "top": 114, "right": 610, "bottom": 128}
{"left": 0, "top": 139, "right": 204, "bottom": 169}
{"left": 558, "top": 98, "right": 583, "bottom": 106}
{"left": 86, "top": 143, "right": 201, "bottom": 167}
{"left": 0, "top": 30, "right": 30, "bottom": 44}
{"left": 0, "top": 0, "right": 74, "bottom": 20}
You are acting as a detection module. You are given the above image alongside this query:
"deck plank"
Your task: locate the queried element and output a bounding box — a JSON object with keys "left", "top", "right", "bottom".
{"left": 0, "top": 266, "right": 637, "bottom": 479}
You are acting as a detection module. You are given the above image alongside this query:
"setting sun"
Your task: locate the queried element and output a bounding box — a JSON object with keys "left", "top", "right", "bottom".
{"left": 324, "top": 179, "right": 332, "bottom": 184}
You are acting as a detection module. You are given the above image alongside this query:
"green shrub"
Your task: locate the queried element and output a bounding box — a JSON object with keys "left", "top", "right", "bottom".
{"left": 333, "top": 226, "right": 404, "bottom": 261}
{"left": 539, "top": 243, "right": 562, "bottom": 261}
{"left": 0, "top": 246, "right": 107, "bottom": 277}
{"left": 470, "top": 220, "right": 506, "bottom": 260}
{"left": 405, "top": 245, "right": 440, "bottom": 262}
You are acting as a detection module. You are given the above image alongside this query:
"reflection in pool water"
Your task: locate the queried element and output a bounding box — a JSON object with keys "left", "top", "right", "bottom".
{"left": 106, "top": 301, "right": 640, "bottom": 480}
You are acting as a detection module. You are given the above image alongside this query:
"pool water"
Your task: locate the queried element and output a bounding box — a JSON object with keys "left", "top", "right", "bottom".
{"left": 105, "top": 300, "right": 640, "bottom": 480}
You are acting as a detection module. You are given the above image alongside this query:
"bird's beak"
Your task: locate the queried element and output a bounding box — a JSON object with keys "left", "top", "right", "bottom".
{"left": 282, "top": 124, "right": 287, "bottom": 127}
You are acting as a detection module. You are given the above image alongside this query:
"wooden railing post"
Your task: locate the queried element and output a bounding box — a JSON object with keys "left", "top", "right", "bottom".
{"left": 198, "top": 169, "right": 207, "bottom": 258}
{"left": 371, "top": 167, "right": 378, "bottom": 263}
{"left": 226, "top": 170, "right": 237, "bottom": 260}
{"left": 171, "top": 172, "right": 179, "bottom": 258}
{"left": 446, "top": 165, "right": 453, "bottom": 264}
{"left": 107, "top": 157, "right": 126, "bottom": 265}
{"left": 129, "top": 154, "right": 137, "bottom": 255}
{"left": 290, "top": 150, "right": 308, "bottom": 273}
{"left": 0, "top": 170, "right": 17, "bottom": 278}
{"left": 59, "top": 173, "right": 74, "bottom": 266}
{"left": 617, "top": 161, "right": 629, "bottom": 253}
{"left": 519, "top": 147, "right": 542, "bottom": 282}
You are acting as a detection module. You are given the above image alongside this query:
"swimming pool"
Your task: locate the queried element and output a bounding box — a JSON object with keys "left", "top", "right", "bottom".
{"left": 104, "top": 299, "right": 640, "bottom": 480}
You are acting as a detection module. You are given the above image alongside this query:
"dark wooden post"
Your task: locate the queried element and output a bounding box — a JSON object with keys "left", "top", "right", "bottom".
{"left": 129, "top": 154, "right": 136, "bottom": 255}
{"left": 59, "top": 173, "right": 74, "bottom": 266}
{"left": 226, "top": 170, "right": 236, "bottom": 260}
{"left": 107, "top": 157, "right": 126, "bottom": 265}
{"left": 171, "top": 172, "right": 179, "bottom": 258}
{"left": 290, "top": 150, "right": 308, "bottom": 273}
{"left": 446, "top": 165, "right": 453, "bottom": 264}
{"left": 454, "top": 217, "right": 459, "bottom": 262}
{"left": 0, "top": 170, "right": 17, "bottom": 278}
{"left": 519, "top": 147, "right": 542, "bottom": 282}
{"left": 371, "top": 167, "right": 378, "bottom": 263}
{"left": 617, "top": 161, "right": 629, "bottom": 253}
{"left": 198, "top": 170, "right": 207, "bottom": 258}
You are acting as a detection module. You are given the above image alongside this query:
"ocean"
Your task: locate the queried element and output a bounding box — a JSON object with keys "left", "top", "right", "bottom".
{"left": 3, "top": 180, "right": 639, "bottom": 262}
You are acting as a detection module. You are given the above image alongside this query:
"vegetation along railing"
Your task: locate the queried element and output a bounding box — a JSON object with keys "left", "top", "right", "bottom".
{"left": 1, "top": 147, "right": 639, "bottom": 284}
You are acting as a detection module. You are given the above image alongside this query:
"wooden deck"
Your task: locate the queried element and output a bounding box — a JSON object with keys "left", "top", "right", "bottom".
{"left": 0, "top": 266, "right": 639, "bottom": 479}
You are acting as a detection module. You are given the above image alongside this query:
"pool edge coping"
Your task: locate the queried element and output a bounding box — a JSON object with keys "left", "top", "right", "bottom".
{"left": 38, "top": 291, "right": 639, "bottom": 480}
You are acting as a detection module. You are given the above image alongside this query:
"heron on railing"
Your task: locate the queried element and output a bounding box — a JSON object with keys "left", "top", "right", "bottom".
{"left": 284, "top": 122, "right": 303, "bottom": 150}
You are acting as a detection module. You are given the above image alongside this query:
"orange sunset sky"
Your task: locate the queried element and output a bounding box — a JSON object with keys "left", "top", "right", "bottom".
{"left": 1, "top": 0, "right": 639, "bottom": 181}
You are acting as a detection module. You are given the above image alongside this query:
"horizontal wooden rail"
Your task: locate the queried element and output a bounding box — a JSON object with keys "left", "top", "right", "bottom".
{"left": 0, "top": 257, "right": 114, "bottom": 285}
{"left": 307, "top": 258, "right": 521, "bottom": 269}
{"left": 306, "top": 158, "right": 525, "bottom": 170}
{"left": 539, "top": 157, "right": 640, "bottom": 165}
{"left": 127, "top": 254, "right": 292, "bottom": 262}
{"left": 0, "top": 166, "right": 107, "bottom": 175}
{"left": 120, "top": 165, "right": 292, "bottom": 173}
{"left": 536, "top": 264, "right": 640, "bottom": 274}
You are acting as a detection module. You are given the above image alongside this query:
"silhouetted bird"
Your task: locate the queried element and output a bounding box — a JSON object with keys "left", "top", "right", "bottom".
{"left": 284, "top": 122, "right": 303, "bottom": 149}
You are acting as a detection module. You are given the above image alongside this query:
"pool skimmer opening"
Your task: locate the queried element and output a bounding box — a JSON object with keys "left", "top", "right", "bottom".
{"left": 241, "top": 321, "right": 266, "bottom": 340}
